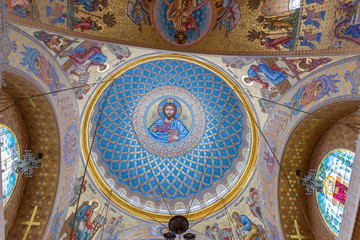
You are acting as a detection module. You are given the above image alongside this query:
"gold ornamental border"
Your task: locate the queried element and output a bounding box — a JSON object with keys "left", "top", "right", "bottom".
{"left": 81, "top": 54, "right": 259, "bottom": 223}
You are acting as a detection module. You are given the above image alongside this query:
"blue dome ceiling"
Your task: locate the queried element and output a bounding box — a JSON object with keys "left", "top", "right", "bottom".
{"left": 88, "top": 57, "right": 253, "bottom": 214}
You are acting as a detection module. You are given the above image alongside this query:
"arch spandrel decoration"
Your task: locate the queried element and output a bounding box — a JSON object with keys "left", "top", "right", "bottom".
{"left": 3, "top": 24, "right": 80, "bottom": 240}
{"left": 277, "top": 102, "right": 360, "bottom": 240}
{"left": 258, "top": 55, "right": 360, "bottom": 240}
{"left": 81, "top": 54, "right": 259, "bottom": 222}
{"left": 3, "top": 71, "right": 61, "bottom": 239}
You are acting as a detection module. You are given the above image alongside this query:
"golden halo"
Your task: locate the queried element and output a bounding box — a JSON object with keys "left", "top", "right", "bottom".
{"left": 97, "top": 62, "right": 110, "bottom": 73}
{"left": 241, "top": 75, "right": 254, "bottom": 86}
{"left": 230, "top": 209, "right": 241, "bottom": 222}
{"left": 158, "top": 98, "right": 182, "bottom": 118}
{"left": 315, "top": 81, "right": 323, "bottom": 94}
{"left": 296, "top": 59, "right": 311, "bottom": 72}
{"left": 324, "top": 175, "right": 335, "bottom": 195}
{"left": 54, "top": 38, "right": 64, "bottom": 47}
{"left": 89, "top": 198, "right": 101, "bottom": 211}
{"left": 98, "top": 24, "right": 104, "bottom": 32}
{"left": 35, "top": 56, "right": 41, "bottom": 70}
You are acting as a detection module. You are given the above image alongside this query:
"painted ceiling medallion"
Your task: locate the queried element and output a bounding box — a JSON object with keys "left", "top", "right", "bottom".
{"left": 153, "top": 0, "right": 213, "bottom": 46}
{"left": 133, "top": 85, "right": 206, "bottom": 157}
{"left": 83, "top": 54, "right": 258, "bottom": 221}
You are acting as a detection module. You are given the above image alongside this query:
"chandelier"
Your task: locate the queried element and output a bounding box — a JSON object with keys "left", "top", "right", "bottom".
{"left": 15, "top": 150, "right": 43, "bottom": 177}
{"left": 297, "top": 169, "right": 323, "bottom": 195}
{"left": 163, "top": 215, "right": 196, "bottom": 240}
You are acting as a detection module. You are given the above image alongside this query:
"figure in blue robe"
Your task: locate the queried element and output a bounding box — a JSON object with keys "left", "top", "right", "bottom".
{"left": 148, "top": 118, "right": 189, "bottom": 143}
{"left": 300, "top": 39, "right": 316, "bottom": 49}
{"left": 306, "top": 0, "right": 324, "bottom": 4}
{"left": 343, "top": 23, "right": 360, "bottom": 39}
{"left": 248, "top": 64, "right": 287, "bottom": 85}
{"left": 303, "top": 18, "right": 320, "bottom": 28}
{"left": 232, "top": 212, "right": 261, "bottom": 240}
{"left": 69, "top": 202, "right": 98, "bottom": 240}
{"left": 73, "top": 0, "right": 99, "bottom": 12}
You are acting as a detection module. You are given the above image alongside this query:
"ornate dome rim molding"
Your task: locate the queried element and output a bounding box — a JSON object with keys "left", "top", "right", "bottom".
{"left": 80, "top": 53, "right": 259, "bottom": 222}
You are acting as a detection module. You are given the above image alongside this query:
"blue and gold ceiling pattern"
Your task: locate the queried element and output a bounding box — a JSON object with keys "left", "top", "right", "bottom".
{"left": 88, "top": 57, "right": 252, "bottom": 213}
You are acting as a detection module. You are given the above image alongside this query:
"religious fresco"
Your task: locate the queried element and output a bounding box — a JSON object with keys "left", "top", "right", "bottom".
{"left": 17, "top": 25, "right": 132, "bottom": 101}
{"left": 60, "top": 199, "right": 105, "bottom": 240}
{"left": 6, "top": 0, "right": 360, "bottom": 54}
{"left": 58, "top": 149, "right": 264, "bottom": 240}
{"left": 58, "top": 162, "right": 128, "bottom": 240}
{"left": 316, "top": 149, "right": 355, "bottom": 236}
{"left": 33, "top": 30, "right": 79, "bottom": 58}
{"left": 20, "top": 46, "right": 65, "bottom": 94}
{"left": 3, "top": 24, "right": 80, "bottom": 240}
{"left": 201, "top": 180, "right": 268, "bottom": 240}
{"left": 85, "top": 56, "right": 257, "bottom": 217}
{"left": 223, "top": 56, "right": 336, "bottom": 114}
{"left": 60, "top": 41, "right": 130, "bottom": 101}
{"left": 334, "top": 1, "right": 360, "bottom": 45}
{"left": 205, "top": 193, "right": 266, "bottom": 240}
{"left": 6, "top": 20, "right": 360, "bottom": 239}
{"left": 257, "top": 55, "right": 360, "bottom": 239}
{"left": 294, "top": 0, "right": 360, "bottom": 50}
{"left": 285, "top": 74, "right": 340, "bottom": 115}
{"left": 152, "top": 0, "right": 214, "bottom": 46}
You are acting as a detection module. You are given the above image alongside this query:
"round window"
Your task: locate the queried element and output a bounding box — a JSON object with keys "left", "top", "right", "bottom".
{"left": 316, "top": 149, "right": 355, "bottom": 236}
{"left": 0, "top": 125, "right": 20, "bottom": 207}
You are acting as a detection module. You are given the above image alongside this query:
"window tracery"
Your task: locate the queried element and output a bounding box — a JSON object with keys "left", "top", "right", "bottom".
{"left": 0, "top": 124, "right": 20, "bottom": 207}
{"left": 316, "top": 149, "right": 354, "bottom": 236}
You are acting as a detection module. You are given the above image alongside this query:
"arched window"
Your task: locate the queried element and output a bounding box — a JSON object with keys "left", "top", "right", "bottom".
{"left": 289, "top": 0, "right": 301, "bottom": 10}
{"left": 316, "top": 149, "right": 355, "bottom": 236}
{"left": 0, "top": 125, "right": 20, "bottom": 207}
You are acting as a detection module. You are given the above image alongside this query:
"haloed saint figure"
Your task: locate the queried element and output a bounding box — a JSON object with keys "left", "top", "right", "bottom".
{"left": 148, "top": 102, "right": 189, "bottom": 143}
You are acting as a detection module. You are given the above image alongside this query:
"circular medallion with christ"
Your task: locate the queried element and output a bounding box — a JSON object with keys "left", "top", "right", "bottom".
{"left": 133, "top": 86, "right": 206, "bottom": 157}
{"left": 86, "top": 56, "right": 257, "bottom": 217}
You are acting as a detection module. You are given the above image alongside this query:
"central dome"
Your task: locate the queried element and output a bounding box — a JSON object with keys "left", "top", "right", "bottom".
{"left": 83, "top": 55, "right": 257, "bottom": 221}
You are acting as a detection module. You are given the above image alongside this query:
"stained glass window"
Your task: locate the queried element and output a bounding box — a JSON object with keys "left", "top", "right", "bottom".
{"left": 0, "top": 125, "right": 20, "bottom": 207}
{"left": 316, "top": 149, "right": 355, "bottom": 236}
{"left": 289, "top": 0, "right": 301, "bottom": 10}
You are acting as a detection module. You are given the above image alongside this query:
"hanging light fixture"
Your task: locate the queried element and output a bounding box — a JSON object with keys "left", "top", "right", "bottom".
{"left": 163, "top": 232, "right": 176, "bottom": 240}
{"left": 183, "top": 233, "right": 196, "bottom": 240}
{"left": 15, "top": 150, "right": 43, "bottom": 177}
{"left": 298, "top": 169, "right": 323, "bottom": 195}
{"left": 163, "top": 215, "right": 196, "bottom": 240}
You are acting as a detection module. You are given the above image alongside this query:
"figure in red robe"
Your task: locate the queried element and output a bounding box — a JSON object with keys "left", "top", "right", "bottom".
{"left": 69, "top": 201, "right": 98, "bottom": 240}
{"left": 333, "top": 180, "right": 347, "bottom": 204}
{"left": 68, "top": 46, "right": 107, "bottom": 72}
{"left": 262, "top": 36, "right": 293, "bottom": 50}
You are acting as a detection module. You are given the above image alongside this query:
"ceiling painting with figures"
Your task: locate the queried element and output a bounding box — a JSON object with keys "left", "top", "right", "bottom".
{"left": 83, "top": 56, "right": 258, "bottom": 220}
{"left": 3, "top": 1, "right": 360, "bottom": 240}
{"left": 5, "top": 0, "right": 360, "bottom": 54}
